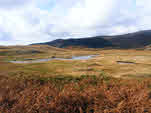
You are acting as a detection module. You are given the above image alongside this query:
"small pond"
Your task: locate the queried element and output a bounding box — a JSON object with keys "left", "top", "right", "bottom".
{"left": 10, "top": 55, "right": 99, "bottom": 64}
{"left": 117, "top": 61, "right": 136, "bottom": 64}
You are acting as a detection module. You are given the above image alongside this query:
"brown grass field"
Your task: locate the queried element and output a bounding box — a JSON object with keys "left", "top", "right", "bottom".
{"left": 0, "top": 45, "right": 151, "bottom": 113}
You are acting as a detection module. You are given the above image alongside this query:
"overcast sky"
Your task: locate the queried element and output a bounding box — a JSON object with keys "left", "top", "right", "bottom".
{"left": 0, "top": 0, "right": 151, "bottom": 45}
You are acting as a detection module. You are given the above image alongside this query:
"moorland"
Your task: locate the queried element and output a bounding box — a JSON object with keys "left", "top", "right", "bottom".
{"left": 0, "top": 45, "right": 151, "bottom": 113}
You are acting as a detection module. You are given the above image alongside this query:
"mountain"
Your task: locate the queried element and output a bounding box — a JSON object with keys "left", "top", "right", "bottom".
{"left": 33, "top": 30, "right": 151, "bottom": 49}
{"left": 34, "top": 37, "right": 113, "bottom": 48}
{"left": 107, "top": 30, "right": 151, "bottom": 48}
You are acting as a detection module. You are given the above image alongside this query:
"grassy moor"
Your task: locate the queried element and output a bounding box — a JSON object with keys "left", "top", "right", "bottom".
{"left": 0, "top": 45, "right": 151, "bottom": 112}
{"left": 1, "top": 0, "right": 151, "bottom": 112}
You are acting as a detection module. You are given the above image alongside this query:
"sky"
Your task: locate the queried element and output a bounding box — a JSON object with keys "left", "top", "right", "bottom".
{"left": 0, "top": 0, "right": 151, "bottom": 45}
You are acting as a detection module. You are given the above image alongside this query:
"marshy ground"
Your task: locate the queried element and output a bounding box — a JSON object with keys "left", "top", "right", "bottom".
{"left": 0, "top": 45, "right": 151, "bottom": 112}
{"left": 1, "top": 45, "right": 151, "bottom": 79}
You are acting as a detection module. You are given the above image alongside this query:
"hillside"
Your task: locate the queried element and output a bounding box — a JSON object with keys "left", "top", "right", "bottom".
{"left": 33, "top": 30, "right": 151, "bottom": 49}
{"left": 108, "top": 30, "right": 151, "bottom": 48}
{"left": 33, "top": 37, "right": 113, "bottom": 48}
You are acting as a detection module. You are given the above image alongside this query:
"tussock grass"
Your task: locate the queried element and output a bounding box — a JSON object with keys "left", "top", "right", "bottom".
{"left": 1, "top": 47, "right": 151, "bottom": 78}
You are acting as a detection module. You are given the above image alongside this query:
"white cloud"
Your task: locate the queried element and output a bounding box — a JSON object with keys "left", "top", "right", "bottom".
{"left": 0, "top": 0, "right": 151, "bottom": 45}
{"left": 0, "top": 0, "right": 32, "bottom": 9}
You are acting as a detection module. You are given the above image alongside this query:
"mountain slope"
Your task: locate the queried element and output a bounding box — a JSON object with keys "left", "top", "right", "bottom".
{"left": 34, "top": 37, "right": 113, "bottom": 48}
{"left": 108, "top": 30, "right": 151, "bottom": 48}
{"left": 33, "top": 30, "right": 151, "bottom": 49}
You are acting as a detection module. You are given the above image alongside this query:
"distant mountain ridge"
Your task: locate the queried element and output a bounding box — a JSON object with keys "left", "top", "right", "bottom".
{"left": 34, "top": 37, "right": 113, "bottom": 48}
{"left": 33, "top": 30, "right": 151, "bottom": 49}
{"left": 108, "top": 30, "right": 151, "bottom": 48}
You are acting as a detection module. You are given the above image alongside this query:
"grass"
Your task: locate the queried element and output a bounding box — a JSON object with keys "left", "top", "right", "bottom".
{"left": 1, "top": 46, "right": 151, "bottom": 78}
{"left": 1, "top": 45, "right": 151, "bottom": 112}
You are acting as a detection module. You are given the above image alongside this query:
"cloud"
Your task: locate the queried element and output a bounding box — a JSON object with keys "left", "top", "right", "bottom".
{"left": 51, "top": 0, "right": 138, "bottom": 36}
{"left": 0, "top": 0, "right": 151, "bottom": 45}
{"left": 0, "top": 0, "right": 31, "bottom": 9}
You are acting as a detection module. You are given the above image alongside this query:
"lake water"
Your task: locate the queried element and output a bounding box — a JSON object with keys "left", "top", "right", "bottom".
{"left": 10, "top": 55, "right": 98, "bottom": 64}
{"left": 117, "top": 61, "right": 136, "bottom": 64}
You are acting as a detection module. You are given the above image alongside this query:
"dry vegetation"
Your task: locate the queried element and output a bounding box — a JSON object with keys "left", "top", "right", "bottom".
{"left": 0, "top": 45, "right": 98, "bottom": 61}
{"left": 1, "top": 47, "right": 151, "bottom": 79}
{"left": 1, "top": 45, "right": 151, "bottom": 112}
{"left": 0, "top": 75, "right": 151, "bottom": 113}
